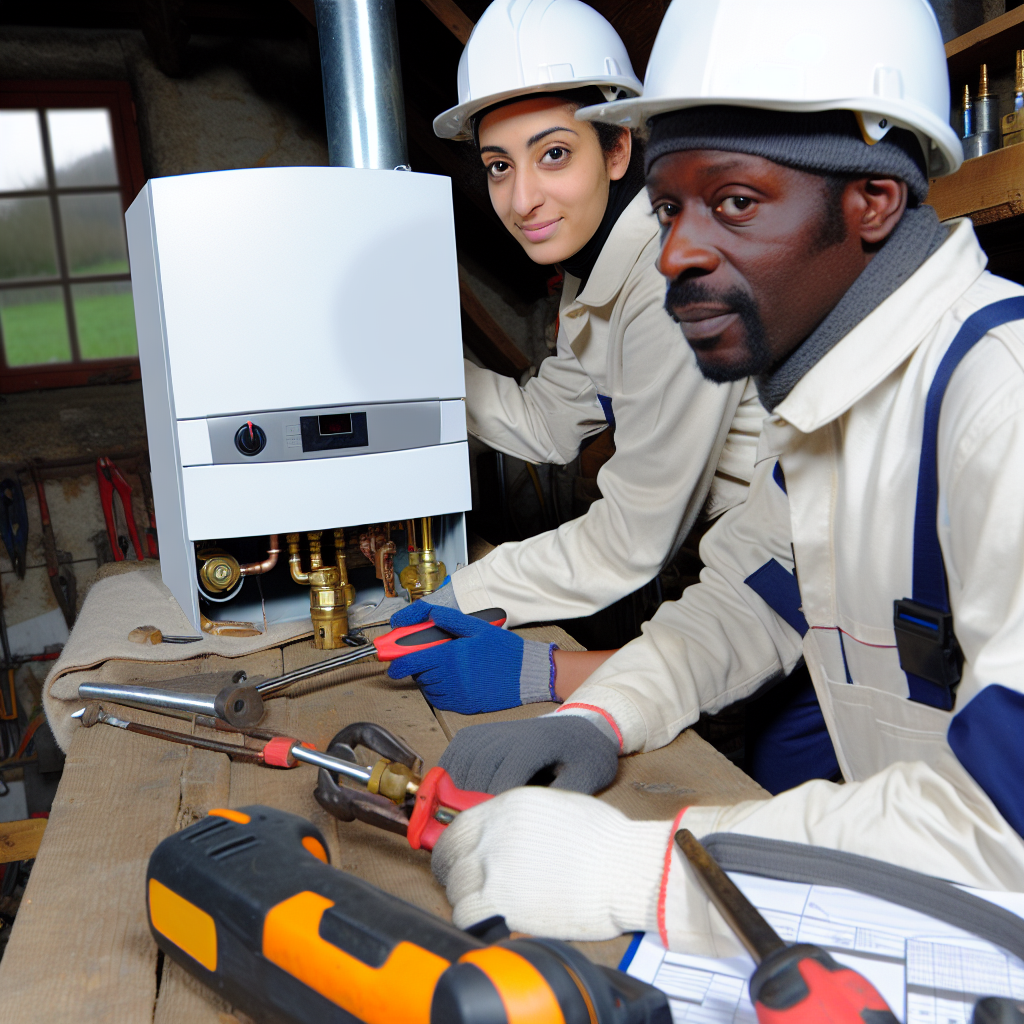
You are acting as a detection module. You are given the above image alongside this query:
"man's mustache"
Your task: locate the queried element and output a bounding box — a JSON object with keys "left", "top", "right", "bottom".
{"left": 664, "top": 278, "right": 752, "bottom": 321}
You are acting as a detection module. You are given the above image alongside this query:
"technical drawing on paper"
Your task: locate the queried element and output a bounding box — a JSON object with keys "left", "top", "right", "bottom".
{"left": 625, "top": 873, "right": 1024, "bottom": 1024}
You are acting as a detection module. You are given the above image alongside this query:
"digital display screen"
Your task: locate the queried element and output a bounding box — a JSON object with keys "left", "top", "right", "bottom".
{"left": 318, "top": 414, "right": 353, "bottom": 436}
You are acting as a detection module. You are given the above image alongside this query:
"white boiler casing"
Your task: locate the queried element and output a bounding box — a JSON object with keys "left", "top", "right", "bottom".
{"left": 126, "top": 166, "right": 471, "bottom": 630}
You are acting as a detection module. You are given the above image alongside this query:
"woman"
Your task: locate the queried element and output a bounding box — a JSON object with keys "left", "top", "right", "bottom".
{"left": 389, "top": 0, "right": 764, "bottom": 715}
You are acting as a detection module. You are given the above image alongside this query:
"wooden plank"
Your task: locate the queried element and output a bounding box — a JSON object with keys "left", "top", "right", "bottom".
{"left": 153, "top": 745, "right": 234, "bottom": 1024}
{"left": 946, "top": 5, "right": 1024, "bottom": 84}
{"left": 459, "top": 268, "right": 533, "bottom": 379}
{"left": 0, "top": 819, "right": 47, "bottom": 864}
{"left": 418, "top": 0, "right": 475, "bottom": 44}
{"left": 927, "top": 142, "right": 1024, "bottom": 224}
{"left": 0, "top": 713, "right": 189, "bottom": 1023}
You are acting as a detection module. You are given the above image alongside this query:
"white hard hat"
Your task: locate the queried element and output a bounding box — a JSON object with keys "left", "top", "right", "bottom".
{"left": 433, "top": 0, "right": 642, "bottom": 141}
{"left": 577, "top": 0, "right": 962, "bottom": 178}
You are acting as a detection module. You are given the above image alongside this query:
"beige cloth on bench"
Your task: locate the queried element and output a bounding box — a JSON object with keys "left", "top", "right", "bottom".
{"left": 43, "top": 566, "right": 401, "bottom": 751}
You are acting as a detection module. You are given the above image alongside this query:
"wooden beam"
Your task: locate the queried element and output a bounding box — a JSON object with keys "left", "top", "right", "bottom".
{"left": 286, "top": 0, "right": 316, "bottom": 26}
{"left": 459, "top": 267, "right": 532, "bottom": 378}
{"left": 137, "top": 0, "right": 190, "bottom": 77}
{"left": 0, "top": 818, "right": 47, "bottom": 865}
{"left": 418, "top": 0, "right": 474, "bottom": 44}
{"left": 926, "top": 143, "right": 1024, "bottom": 225}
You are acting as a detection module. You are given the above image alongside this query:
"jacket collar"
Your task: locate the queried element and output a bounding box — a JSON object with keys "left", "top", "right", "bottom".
{"left": 773, "top": 218, "right": 987, "bottom": 434}
{"left": 563, "top": 190, "right": 658, "bottom": 309}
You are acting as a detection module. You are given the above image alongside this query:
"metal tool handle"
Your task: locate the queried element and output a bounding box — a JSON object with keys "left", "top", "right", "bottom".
{"left": 675, "top": 829, "right": 786, "bottom": 963}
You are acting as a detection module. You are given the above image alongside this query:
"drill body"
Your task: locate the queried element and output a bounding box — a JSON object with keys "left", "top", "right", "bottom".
{"left": 147, "top": 805, "right": 670, "bottom": 1024}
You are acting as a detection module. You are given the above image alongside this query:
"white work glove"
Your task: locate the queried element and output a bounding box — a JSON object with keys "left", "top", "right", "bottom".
{"left": 431, "top": 786, "right": 673, "bottom": 940}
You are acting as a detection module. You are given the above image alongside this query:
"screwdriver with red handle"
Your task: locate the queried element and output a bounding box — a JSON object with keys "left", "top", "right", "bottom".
{"left": 255, "top": 607, "right": 508, "bottom": 697}
{"left": 675, "top": 829, "right": 898, "bottom": 1024}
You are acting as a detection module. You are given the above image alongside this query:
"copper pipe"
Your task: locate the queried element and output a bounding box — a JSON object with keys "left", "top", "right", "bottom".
{"left": 239, "top": 534, "right": 280, "bottom": 577}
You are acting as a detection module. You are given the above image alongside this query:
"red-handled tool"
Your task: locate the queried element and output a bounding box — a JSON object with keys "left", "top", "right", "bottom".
{"left": 97, "top": 457, "right": 144, "bottom": 562}
{"left": 314, "top": 721, "right": 496, "bottom": 851}
{"left": 255, "top": 607, "right": 508, "bottom": 696}
{"left": 406, "top": 765, "right": 492, "bottom": 850}
{"left": 675, "top": 829, "right": 898, "bottom": 1024}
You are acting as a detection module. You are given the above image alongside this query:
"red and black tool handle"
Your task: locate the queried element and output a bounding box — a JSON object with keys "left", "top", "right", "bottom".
{"left": 372, "top": 607, "right": 506, "bottom": 662}
{"left": 407, "top": 767, "right": 493, "bottom": 851}
{"left": 750, "top": 944, "right": 897, "bottom": 1024}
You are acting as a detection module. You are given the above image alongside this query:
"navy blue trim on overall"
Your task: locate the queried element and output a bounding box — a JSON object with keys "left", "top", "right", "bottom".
{"left": 895, "top": 297, "right": 1024, "bottom": 709}
{"left": 742, "top": 463, "right": 838, "bottom": 793}
{"left": 741, "top": 299, "right": 1024, "bottom": 816}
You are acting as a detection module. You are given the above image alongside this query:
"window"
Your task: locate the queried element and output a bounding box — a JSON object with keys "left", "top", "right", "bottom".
{"left": 0, "top": 82, "right": 145, "bottom": 392}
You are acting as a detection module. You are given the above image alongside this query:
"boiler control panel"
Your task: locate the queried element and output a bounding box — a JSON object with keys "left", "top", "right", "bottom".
{"left": 183, "top": 399, "right": 465, "bottom": 467}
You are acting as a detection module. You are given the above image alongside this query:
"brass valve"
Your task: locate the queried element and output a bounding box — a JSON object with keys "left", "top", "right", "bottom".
{"left": 308, "top": 565, "right": 349, "bottom": 650}
{"left": 333, "top": 528, "right": 356, "bottom": 608}
{"left": 288, "top": 531, "right": 349, "bottom": 649}
{"left": 399, "top": 517, "right": 446, "bottom": 601}
{"left": 367, "top": 758, "right": 419, "bottom": 803}
{"left": 196, "top": 547, "right": 242, "bottom": 596}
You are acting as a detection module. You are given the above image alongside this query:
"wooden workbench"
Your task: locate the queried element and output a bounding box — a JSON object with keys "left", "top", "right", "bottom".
{"left": 0, "top": 626, "right": 765, "bottom": 1023}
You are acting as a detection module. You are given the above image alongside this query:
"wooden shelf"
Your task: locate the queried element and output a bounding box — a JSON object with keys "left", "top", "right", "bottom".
{"left": 924, "top": 11, "right": 1024, "bottom": 226}
{"left": 927, "top": 143, "right": 1024, "bottom": 224}
{"left": 946, "top": 5, "right": 1024, "bottom": 85}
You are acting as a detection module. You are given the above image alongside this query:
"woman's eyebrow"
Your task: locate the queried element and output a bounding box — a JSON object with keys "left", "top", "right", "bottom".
{"left": 528, "top": 126, "right": 577, "bottom": 146}
{"left": 480, "top": 145, "right": 509, "bottom": 155}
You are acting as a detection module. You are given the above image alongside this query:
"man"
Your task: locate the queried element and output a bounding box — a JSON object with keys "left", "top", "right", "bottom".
{"left": 425, "top": 0, "right": 1024, "bottom": 952}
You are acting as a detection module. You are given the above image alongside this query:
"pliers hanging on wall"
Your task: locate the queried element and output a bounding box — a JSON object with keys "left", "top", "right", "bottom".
{"left": 97, "top": 457, "right": 144, "bottom": 562}
{"left": 0, "top": 478, "right": 28, "bottom": 579}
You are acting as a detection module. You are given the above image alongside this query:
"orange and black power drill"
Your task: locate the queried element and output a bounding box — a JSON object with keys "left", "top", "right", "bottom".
{"left": 147, "top": 805, "right": 671, "bottom": 1024}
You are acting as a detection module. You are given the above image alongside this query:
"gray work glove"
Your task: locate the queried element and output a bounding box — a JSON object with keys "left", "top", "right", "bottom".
{"left": 438, "top": 715, "right": 619, "bottom": 795}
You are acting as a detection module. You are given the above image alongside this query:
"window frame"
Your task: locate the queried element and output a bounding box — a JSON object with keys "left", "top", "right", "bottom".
{"left": 0, "top": 80, "right": 145, "bottom": 393}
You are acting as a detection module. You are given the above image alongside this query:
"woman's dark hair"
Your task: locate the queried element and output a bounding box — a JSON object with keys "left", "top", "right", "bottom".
{"left": 469, "top": 85, "right": 646, "bottom": 189}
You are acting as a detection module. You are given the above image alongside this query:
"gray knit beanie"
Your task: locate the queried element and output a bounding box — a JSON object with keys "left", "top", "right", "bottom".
{"left": 645, "top": 107, "right": 929, "bottom": 204}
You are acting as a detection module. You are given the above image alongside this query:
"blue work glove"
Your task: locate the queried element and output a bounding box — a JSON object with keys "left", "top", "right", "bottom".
{"left": 386, "top": 604, "right": 556, "bottom": 714}
{"left": 438, "top": 715, "right": 620, "bottom": 795}
{"left": 389, "top": 576, "right": 460, "bottom": 628}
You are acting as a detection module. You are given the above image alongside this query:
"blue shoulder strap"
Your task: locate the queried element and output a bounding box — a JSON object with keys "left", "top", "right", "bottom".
{"left": 897, "top": 297, "right": 1024, "bottom": 708}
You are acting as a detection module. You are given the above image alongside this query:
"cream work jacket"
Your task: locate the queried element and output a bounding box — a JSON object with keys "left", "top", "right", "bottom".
{"left": 560, "top": 220, "right": 1024, "bottom": 938}
{"left": 455, "top": 191, "right": 764, "bottom": 626}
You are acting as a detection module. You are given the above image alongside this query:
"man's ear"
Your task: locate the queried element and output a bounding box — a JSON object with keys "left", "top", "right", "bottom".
{"left": 605, "top": 128, "right": 632, "bottom": 182}
{"left": 851, "top": 178, "right": 908, "bottom": 246}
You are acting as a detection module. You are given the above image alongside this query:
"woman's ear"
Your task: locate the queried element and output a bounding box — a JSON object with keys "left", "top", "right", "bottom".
{"left": 605, "top": 128, "right": 632, "bottom": 182}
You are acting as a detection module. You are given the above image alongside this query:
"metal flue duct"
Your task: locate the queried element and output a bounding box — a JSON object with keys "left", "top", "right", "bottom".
{"left": 313, "top": 0, "right": 410, "bottom": 170}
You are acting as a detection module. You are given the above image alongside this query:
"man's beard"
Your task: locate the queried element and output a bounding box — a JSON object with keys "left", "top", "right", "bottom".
{"left": 664, "top": 279, "right": 772, "bottom": 383}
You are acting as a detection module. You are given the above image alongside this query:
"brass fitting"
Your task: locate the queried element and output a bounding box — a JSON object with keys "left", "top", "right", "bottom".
{"left": 309, "top": 565, "right": 348, "bottom": 649}
{"left": 197, "top": 548, "right": 242, "bottom": 595}
{"left": 367, "top": 758, "right": 419, "bottom": 803}
{"left": 308, "top": 531, "right": 323, "bottom": 571}
{"left": 333, "top": 527, "right": 356, "bottom": 608}
{"left": 399, "top": 517, "right": 446, "bottom": 601}
{"left": 287, "top": 533, "right": 309, "bottom": 584}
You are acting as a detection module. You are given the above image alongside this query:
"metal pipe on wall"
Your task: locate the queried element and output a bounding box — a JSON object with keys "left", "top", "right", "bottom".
{"left": 313, "top": 0, "right": 410, "bottom": 170}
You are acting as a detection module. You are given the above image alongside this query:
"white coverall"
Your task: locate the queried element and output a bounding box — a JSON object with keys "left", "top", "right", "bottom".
{"left": 453, "top": 191, "right": 765, "bottom": 626}
{"left": 551, "top": 219, "right": 1024, "bottom": 950}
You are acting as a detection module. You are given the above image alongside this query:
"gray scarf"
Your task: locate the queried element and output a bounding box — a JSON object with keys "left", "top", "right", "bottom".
{"left": 756, "top": 205, "right": 948, "bottom": 412}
